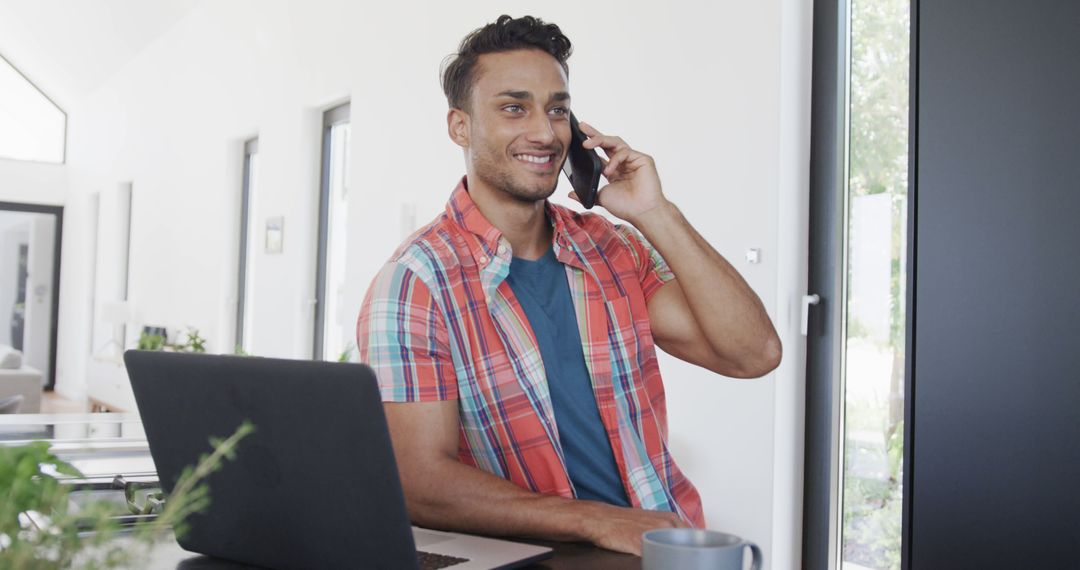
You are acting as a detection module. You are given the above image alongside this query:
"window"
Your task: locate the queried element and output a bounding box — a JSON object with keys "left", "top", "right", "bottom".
{"left": 236, "top": 138, "right": 259, "bottom": 354}
{"left": 314, "top": 103, "right": 351, "bottom": 361}
{"left": 0, "top": 54, "right": 66, "bottom": 163}
{"left": 839, "top": 1, "right": 909, "bottom": 568}
{"left": 806, "top": 0, "right": 910, "bottom": 568}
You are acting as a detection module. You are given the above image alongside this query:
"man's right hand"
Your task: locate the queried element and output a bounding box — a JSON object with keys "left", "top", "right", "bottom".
{"left": 384, "top": 399, "right": 691, "bottom": 558}
{"left": 576, "top": 501, "right": 690, "bottom": 556}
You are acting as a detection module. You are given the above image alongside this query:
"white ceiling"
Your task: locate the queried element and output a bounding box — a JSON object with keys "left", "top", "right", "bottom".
{"left": 0, "top": 0, "right": 201, "bottom": 110}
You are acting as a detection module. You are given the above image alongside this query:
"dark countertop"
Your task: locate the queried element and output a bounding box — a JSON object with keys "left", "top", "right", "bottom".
{"left": 146, "top": 535, "right": 641, "bottom": 569}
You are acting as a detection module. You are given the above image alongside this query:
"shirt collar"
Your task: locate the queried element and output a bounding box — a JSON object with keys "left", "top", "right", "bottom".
{"left": 446, "top": 176, "right": 503, "bottom": 256}
{"left": 445, "top": 176, "right": 585, "bottom": 270}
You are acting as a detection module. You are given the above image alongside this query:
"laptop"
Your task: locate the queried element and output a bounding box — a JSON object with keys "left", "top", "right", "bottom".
{"left": 124, "top": 350, "right": 553, "bottom": 570}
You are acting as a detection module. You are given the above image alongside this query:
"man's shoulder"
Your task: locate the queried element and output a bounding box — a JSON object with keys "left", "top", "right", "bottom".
{"left": 381, "top": 213, "right": 465, "bottom": 282}
{"left": 550, "top": 202, "right": 645, "bottom": 255}
{"left": 551, "top": 202, "right": 609, "bottom": 229}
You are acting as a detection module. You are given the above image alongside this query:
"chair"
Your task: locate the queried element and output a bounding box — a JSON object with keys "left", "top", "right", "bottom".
{"left": 0, "top": 365, "right": 42, "bottom": 412}
{"left": 0, "top": 394, "right": 24, "bottom": 414}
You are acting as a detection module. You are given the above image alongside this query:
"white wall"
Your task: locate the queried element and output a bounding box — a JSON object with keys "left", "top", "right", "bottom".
{"left": 0, "top": 158, "right": 67, "bottom": 205}
{"left": 57, "top": 1, "right": 811, "bottom": 567}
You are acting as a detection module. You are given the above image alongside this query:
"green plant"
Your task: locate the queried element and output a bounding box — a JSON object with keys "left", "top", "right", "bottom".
{"left": 179, "top": 329, "right": 207, "bottom": 353}
{"left": 136, "top": 332, "right": 166, "bottom": 351}
{"left": 337, "top": 342, "right": 355, "bottom": 363}
{"left": 842, "top": 421, "right": 904, "bottom": 570}
{"left": 233, "top": 346, "right": 250, "bottom": 357}
{"left": 0, "top": 422, "right": 254, "bottom": 568}
{"left": 143, "top": 422, "right": 254, "bottom": 540}
{"left": 0, "top": 442, "right": 99, "bottom": 568}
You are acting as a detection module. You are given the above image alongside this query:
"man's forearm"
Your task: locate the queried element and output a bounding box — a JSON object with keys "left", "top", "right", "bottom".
{"left": 631, "top": 201, "right": 780, "bottom": 371}
{"left": 403, "top": 455, "right": 687, "bottom": 555}
{"left": 405, "top": 455, "right": 592, "bottom": 542}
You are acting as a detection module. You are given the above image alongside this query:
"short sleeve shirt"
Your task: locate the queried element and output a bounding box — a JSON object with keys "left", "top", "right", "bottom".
{"left": 506, "top": 246, "right": 631, "bottom": 507}
{"left": 357, "top": 177, "right": 705, "bottom": 527}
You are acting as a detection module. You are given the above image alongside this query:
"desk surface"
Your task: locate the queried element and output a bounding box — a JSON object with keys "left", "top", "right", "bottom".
{"left": 144, "top": 535, "right": 641, "bottom": 569}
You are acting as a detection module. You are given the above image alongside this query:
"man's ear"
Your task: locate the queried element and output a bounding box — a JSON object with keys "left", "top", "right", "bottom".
{"left": 447, "top": 108, "right": 470, "bottom": 149}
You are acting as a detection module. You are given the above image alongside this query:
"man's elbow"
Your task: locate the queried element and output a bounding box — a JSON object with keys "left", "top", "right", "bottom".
{"left": 759, "top": 335, "right": 783, "bottom": 375}
{"left": 399, "top": 454, "right": 458, "bottom": 526}
{"left": 725, "top": 335, "right": 782, "bottom": 379}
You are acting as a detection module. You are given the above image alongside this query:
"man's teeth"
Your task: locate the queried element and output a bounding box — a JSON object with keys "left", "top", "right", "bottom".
{"left": 515, "top": 154, "right": 552, "bottom": 164}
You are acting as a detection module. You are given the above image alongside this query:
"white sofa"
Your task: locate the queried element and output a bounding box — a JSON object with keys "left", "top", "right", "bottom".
{"left": 0, "top": 345, "right": 42, "bottom": 413}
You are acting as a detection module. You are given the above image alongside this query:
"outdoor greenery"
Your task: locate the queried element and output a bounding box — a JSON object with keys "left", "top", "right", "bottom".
{"left": 843, "top": 403, "right": 905, "bottom": 568}
{"left": 843, "top": 0, "right": 910, "bottom": 568}
{"left": 0, "top": 422, "right": 254, "bottom": 568}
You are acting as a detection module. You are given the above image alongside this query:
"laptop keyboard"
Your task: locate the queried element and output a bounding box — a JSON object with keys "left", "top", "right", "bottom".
{"left": 417, "top": 550, "right": 470, "bottom": 569}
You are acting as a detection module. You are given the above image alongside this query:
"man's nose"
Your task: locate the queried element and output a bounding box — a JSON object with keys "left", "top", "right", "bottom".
{"left": 524, "top": 111, "right": 556, "bottom": 146}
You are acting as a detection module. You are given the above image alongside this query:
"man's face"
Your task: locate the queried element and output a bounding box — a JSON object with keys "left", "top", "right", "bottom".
{"left": 460, "top": 49, "right": 572, "bottom": 203}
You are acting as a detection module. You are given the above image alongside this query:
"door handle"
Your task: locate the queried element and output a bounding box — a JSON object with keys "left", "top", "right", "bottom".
{"left": 801, "top": 294, "right": 821, "bottom": 336}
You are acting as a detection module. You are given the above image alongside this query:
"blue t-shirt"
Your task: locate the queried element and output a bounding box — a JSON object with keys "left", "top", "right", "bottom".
{"left": 505, "top": 247, "right": 631, "bottom": 507}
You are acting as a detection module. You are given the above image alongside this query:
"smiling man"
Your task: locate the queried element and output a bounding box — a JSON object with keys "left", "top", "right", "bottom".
{"left": 356, "top": 15, "right": 781, "bottom": 556}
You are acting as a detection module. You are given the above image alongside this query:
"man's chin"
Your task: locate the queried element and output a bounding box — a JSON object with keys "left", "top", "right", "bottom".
{"left": 502, "top": 178, "right": 558, "bottom": 203}
{"left": 474, "top": 165, "right": 559, "bottom": 203}
{"left": 507, "top": 186, "right": 557, "bottom": 203}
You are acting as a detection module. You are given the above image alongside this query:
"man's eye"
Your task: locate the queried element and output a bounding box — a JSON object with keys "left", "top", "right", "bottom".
{"left": 549, "top": 107, "right": 569, "bottom": 116}
{"left": 504, "top": 104, "right": 525, "bottom": 113}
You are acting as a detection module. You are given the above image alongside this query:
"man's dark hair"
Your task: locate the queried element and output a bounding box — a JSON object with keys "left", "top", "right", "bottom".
{"left": 441, "top": 15, "right": 573, "bottom": 111}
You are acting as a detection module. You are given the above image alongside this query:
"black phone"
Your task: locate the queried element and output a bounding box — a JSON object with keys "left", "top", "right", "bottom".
{"left": 562, "top": 112, "right": 603, "bottom": 209}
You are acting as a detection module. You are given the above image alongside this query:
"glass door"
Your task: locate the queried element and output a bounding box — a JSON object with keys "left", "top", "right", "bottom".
{"left": 805, "top": 0, "right": 911, "bottom": 568}
{"left": 839, "top": 0, "right": 910, "bottom": 567}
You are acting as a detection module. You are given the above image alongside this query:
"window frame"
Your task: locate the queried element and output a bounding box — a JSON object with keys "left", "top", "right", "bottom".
{"left": 0, "top": 52, "right": 68, "bottom": 164}
{"left": 804, "top": 0, "right": 917, "bottom": 568}
{"left": 313, "top": 103, "right": 350, "bottom": 360}
{"left": 235, "top": 137, "right": 259, "bottom": 352}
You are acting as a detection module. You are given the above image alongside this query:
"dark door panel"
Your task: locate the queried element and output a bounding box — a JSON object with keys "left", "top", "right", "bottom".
{"left": 909, "top": 1, "right": 1080, "bottom": 567}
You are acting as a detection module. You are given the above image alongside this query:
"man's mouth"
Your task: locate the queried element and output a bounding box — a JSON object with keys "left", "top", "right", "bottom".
{"left": 513, "top": 153, "right": 555, "bottom": 165}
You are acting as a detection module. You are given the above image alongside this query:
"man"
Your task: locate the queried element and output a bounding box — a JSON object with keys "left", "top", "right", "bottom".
{"left": 357, "top": 15, "right": 781, "bottom": 556}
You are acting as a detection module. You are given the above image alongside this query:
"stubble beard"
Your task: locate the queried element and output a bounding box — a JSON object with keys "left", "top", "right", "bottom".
{"left": 471, "top": 143, "right": 560, "bottom": 204}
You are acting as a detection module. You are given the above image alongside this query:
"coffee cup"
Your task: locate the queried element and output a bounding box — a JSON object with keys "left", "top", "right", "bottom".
{"left": 642, "top": 528, "right": 762, "bottom": 570}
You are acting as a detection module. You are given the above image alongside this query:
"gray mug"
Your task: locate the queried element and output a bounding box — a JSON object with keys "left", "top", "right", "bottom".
{"left": 642, "top": 528, "right": 762, "bottom": 570}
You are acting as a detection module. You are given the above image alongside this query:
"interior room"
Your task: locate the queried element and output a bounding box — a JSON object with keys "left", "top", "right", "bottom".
{"left": 0, "top": 1, "right": 1075, "bottom": 569}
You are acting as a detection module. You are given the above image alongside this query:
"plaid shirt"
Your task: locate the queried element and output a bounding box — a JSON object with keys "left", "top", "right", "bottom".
{"left": 357, "top": 178, "right": 705, "bottom": 527}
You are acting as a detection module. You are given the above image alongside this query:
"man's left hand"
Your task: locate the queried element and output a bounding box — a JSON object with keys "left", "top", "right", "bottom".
{"left": 571, "top": 122, "right": 671, "bottom": 225}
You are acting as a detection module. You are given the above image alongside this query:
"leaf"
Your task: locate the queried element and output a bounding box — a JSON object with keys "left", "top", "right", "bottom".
{"left": 0, "top": 422, "right": 253, "bottom": 569}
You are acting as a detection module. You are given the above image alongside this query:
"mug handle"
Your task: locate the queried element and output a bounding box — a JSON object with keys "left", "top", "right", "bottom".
{"left": 745, "top": 541, "right": 763, "bottom": 570}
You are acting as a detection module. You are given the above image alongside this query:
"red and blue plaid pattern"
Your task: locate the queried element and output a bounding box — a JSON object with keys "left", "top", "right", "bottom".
{"left": 357, "top": 178, "right": 704, "bottom": 527}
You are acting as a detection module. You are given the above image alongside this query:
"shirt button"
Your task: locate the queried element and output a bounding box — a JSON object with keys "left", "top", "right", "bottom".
{"left": 497, "top": 244, "right": 508, "bottom": 256}
{"left": 478, "top": 256, "right": 488, "bottom": 265}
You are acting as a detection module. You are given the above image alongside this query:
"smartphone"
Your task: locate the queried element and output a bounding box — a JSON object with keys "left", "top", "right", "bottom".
{"left": 562, "top": 112, "right": 603, "bottom": 209}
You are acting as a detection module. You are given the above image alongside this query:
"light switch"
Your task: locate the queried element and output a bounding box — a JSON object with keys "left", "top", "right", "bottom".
{"left": 745, "top": 248, "right": 762, "bottom": 264}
